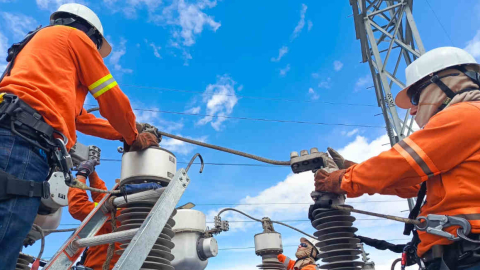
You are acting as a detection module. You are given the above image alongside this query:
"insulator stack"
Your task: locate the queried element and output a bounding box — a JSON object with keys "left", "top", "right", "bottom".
{"left": 311, "top": 193, "right": 364, "bottom": 270}
{"left": 116, "top": 200, "right": 177, "bottom": 270}
{"left": 15, "top": 253, "right": 34, "bottom": 270}
{"left": 254, "top": 232, "right": 285, "bottom": 270}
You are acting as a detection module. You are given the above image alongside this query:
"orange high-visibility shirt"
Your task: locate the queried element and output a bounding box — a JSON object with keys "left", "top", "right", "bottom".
{"left": 341, "top": 101, "right": 480, "bottom": 256}
{"left": 277, "top": 254, "right": 317, "bottom": 270}
{"left": 67, "top": 172, "right": 121, "bottom": 270}
{"left": 0, "top": 26, "right": 137, "bottom": 149}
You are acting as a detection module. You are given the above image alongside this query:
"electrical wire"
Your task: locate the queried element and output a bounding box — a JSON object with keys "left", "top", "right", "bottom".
{"left": 424, "top": 0, "right": 455, "bottom": 46}
{"left": 86, "top": 106, "right": 385, "bottom": 129}
{"left": 216, "top": 208, "right": 317, "bottom": 239}
{"left": 100, "top": 158, "right": 282, "bottom": 168}
{"left": 122, "top": 84, "right": 377, "bottom": 107}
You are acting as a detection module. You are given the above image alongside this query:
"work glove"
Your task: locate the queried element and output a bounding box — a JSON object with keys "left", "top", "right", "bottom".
{"left": 136, "top": 122, "right": 162, "bottom": 143}
{"left": 314, "top": 169, "right": 346, "bottom": 194}
{"left": 76, "top": 159, "right": 99, "bottom": 178}
{"left": 327, "top": 147, "right": 357, "bottom": 169}
{"left": 128, "top": 132, "right": 159, "bottom": 152}
{"left": 308, "top": 200, "right": 332, "bottom": 223}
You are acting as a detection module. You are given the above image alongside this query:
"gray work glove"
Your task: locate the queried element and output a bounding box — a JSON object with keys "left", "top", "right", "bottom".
{"left": 76, "top": 159, "right": 99, "bottom": 178}
{"left": 327, "top": 147, "right": 357, "bottom": 169}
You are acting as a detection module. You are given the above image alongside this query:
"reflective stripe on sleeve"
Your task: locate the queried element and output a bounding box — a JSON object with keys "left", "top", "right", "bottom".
{"left": 283, "top": 257, "right": 291, "bottom": 268}
{"left": 393, "top": 138, "right": 439, "bottom": 180}
{"left": 88, "top": 74, "right": 118, "bottom": 98}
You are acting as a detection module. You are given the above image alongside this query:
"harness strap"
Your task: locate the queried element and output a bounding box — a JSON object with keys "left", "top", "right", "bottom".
{"left": 404, "top": 182, "right": 427, "bottom": 235}
{"left": 0, "top": 169, "right": 50, "bottom": 201}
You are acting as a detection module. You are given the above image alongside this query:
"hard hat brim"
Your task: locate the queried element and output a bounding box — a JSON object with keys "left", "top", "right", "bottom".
{"left": 395, "top": 87, "right": 413, "bottom": 109}
{"left": 99, "top": 37, "right": 112, "bottom": 58}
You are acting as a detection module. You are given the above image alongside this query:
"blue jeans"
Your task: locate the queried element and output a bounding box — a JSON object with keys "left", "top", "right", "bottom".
{"left": 0, "top": 127, "right": 50, "bottom": 270}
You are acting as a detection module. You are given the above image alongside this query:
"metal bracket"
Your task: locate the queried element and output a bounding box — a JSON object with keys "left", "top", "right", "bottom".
{"left": 415, "top": 214, "right": 471, "bottom": 241}
{"left": 290, "top": 148, "right": 327, "bottom": 174}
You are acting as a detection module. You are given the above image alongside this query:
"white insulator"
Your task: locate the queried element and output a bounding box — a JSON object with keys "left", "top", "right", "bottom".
{"left": 172, "top": 209, "right": 217, "bottom": 270}
{"left": 254, "top": 232, "right": 283, "bottom": 255}
{"left": 120, "top": 147, "right": 177, "bottom": 185}
{"left": 41, "top": 172, "right": 68, "bottom": 210}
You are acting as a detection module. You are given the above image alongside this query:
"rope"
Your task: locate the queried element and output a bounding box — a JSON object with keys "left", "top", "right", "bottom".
{"left": 31, "top": 224, "right": 45, "bottom": 261}
{"left": 391, "top": 258, "right": 402, "bottom": 270}
{"left": 102, "top": 207, "right": 118, "bottom": 270}
{"left": 69, "top": 179, "right": 121, "bottom": 194}
{"left": 216, "top": 208, "right": 317, "bottom": 239}
{"left": 43, "top": 228, "right": 77, "bottom": 233}
{"left": 331, "top": 205, "right": 421, "bottom": 225}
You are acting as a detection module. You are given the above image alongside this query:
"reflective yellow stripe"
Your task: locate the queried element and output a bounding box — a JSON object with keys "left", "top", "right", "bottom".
{"left": 93, "top": 81, "right": 118, "bottom": 98}
{"left": 88, "top": 74, "right": 117, "bottom": 98}
{"left": 94, "top": 202, "right": 99, "bottom": 207}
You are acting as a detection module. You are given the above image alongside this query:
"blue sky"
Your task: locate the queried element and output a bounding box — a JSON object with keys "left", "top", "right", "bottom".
{"left": 2, "top": 0, "right": 480, "bottom": 269}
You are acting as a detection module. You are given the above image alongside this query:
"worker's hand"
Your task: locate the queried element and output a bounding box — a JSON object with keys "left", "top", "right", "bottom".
{"left": 136, "top": 122, "right": 162, "bottom": 143}
{"left": 129, "top": 132, "right": 159, "bottom": 152}
{"left": 327, "top": 147, "right": 356, "bottom": 169}
{"left": 76, "top": 159, "right": 99, "bottom": 178}
{"left": 314, "top": 169, "right": 346, "bottom": 194}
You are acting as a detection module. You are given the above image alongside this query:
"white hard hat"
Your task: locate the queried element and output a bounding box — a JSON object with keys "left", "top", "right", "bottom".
{"left": 395, "top": 47, "right": 478, "bottom": 109}
{"left": 50, "top": 3, "right": 112, "bottom": 58}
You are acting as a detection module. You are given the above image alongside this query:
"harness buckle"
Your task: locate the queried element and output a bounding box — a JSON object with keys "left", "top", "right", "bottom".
{"left": 42, "top": 181, "right": 50, "bottom": 199}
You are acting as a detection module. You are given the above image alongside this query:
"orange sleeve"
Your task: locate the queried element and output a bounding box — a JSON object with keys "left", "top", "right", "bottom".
{"left": 67, "top": 29, "right": 138, "bottom": 145}
{"left": 277, "top": 254, "right": 294, "bottom": 270}
{"left": 76, "top": 108, "right": 123, "bottom": 140}
{"left": 88, "top": 172, "right": 108, "bottom": 203}
{"left": 67, "top": 177, "right": 95, "bottom": 221}
{"left": 341, "top": 103, "right": 480, "bottom": 198}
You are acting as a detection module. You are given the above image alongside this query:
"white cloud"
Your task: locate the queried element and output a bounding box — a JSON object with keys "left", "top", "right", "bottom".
{"left": 318, "top": 78, "right": 332, "bottom": 89}
{"left": 185, "top": 106, "right": 201, "bottom": 114}
{"left": 155, "top": 0, "right": 221, "bottom": 47}
{"left": 307, "top": 20, "right": 313, "bottom": 31}
{"left": 465, "top": 30, "right": 480, "bottom": 60}
{"left": 197, "top": 75, "right": 238, "bottom": 131}
{"left": 341, "top": 128, "right": 359, "bottom": 137}
{"left": 338, "top": 134, "right": 391, "bottom": 163}
{"left": 161, "top": 135, "right": 207, "bottom": 155}
{"left": 146, "top": 40, "right": 162, "bottom": 58}
{"left": 271, "top": 46, "right": 288, "bottom": 62}
{"left": 333, "top": 60, "right": 343, "bottom": 71}
{"left": 291, "top": 4, "right": 308, "bottom": 40}
{"left": 355, "top": 74, "right": 371, "bottom": 91}
{"left": 279, "top": 64, "right": 291, "bottom": 77}
{"left": 308, "top": 87, "right": 319, "bottom": 100}
{"left": 1, "top": 12, "right": 38, "bottom": 39}
{"left": 0, "top": 31, "right": 8, "bottom": 72}
{"left": 36, "top": 0, "right": 85, "bottom": 10}
{"left": 109, "top": 38, "right": 133, "bottom": 74}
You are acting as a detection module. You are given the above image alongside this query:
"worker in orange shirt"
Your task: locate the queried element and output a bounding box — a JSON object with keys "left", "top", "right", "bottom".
{"left": 311, "top": 47, "right": 480, "bottom": 270}
{"left": 68, "top": 160, "right": 121, "bottom": 270}
{"left": 0, "top": 4, "right": 158, "bottom": 269}
{"left": 277, "top": 238, "right": 319, "bottom": 270}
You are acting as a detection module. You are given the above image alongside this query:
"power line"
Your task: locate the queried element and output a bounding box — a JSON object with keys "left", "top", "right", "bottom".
{"left": 194, "top": 200, "right": 404, "bottom": 206}
{"left": 424, "top": 0, "right": 455, "bottom": 46}
{"left": 100, "top": 158, "right": 281, "bottom": 168}
{"left": 123, "top": 85, "right": 377, "bottom": 107}
{"left": 86, "top": 105, "right": 384, "bottom": 129}
{"left": 219, "top": 239, "right": 410, "bottom": 251}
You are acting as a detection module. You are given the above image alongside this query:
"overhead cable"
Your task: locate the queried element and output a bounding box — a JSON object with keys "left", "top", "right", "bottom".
{"left": 122, "top": 85, "right": 377, "bottom": 107}
{"left": 86, "top": 106, "right": 385, "bottom": 129}
{"left": 101, "top": 158, "right": 279, "bottom": 168}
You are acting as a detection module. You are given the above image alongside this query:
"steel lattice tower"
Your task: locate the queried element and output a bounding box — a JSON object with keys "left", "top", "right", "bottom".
{"left": 350, "top": 0, "right": 426, "bottom": 209}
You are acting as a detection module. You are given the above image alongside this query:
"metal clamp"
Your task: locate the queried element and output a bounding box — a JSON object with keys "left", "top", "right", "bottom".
{"left": 53, "top": 138, "right": 74, "bottom": 184}
{"left": 415, "top": 214, "right": 471, "bottom": 241}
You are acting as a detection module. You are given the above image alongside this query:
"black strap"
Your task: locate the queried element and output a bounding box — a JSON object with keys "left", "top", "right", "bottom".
{"left": 431, "top": 75, "right": 457, "bottom": 99}
{"left": 356, "top": 235, "right": 406, "bottom": 253}
{"left": 404, "top": 182, "right": 427, "bottom": 236}
{"left": 0, "top": 169, "right": 50, "bottom": 200}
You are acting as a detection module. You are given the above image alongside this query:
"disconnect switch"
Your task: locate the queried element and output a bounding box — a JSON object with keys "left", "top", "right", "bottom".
{"left": 290, "top": 147, "right": 328, "bottom": 174}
